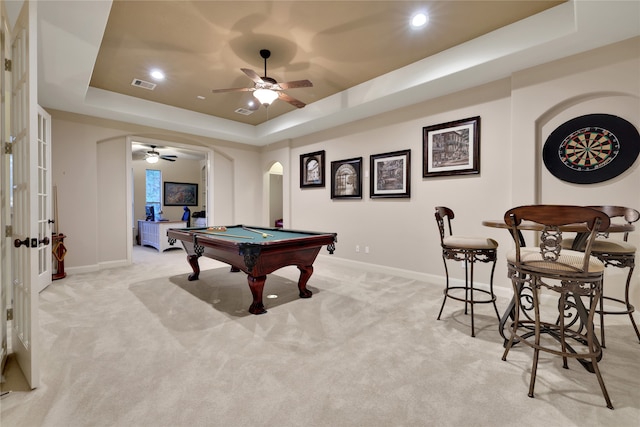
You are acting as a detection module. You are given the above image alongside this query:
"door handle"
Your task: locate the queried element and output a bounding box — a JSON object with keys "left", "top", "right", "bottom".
{"left": 13, "top": 237, "right": 50, "bottom": 248}
{"left": 14, "top": 238, "right": 30, "bottom": 248}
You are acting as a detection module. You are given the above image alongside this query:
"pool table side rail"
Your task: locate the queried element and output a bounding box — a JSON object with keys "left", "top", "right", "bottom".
{"left": 182, "top": 224, "right": 336, "bottom": 237}
{"left": 167, "top": 226, "right": 337, "bottom": 277}
{"left": 168, "top": 225, "right": 336, "bottom": 246}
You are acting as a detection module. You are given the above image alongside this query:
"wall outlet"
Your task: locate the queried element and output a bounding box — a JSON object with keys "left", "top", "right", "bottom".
{"left": 365, "top": 246, "right": 369, "bottom": 254}
{"left": 356, "top": 245, "right": 360, "bottom": 253}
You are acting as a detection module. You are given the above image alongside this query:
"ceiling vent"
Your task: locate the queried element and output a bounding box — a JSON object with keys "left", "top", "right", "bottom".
{"left": 234, "top": 108, "right": 254, "bottom": 116}
{"left": 131, "top": 78, "right": 156, "bottom": 90}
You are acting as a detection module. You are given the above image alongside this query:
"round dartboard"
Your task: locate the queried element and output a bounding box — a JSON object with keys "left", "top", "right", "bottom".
{"left": 543, "top": 114, "right": 640, "bottom": 184}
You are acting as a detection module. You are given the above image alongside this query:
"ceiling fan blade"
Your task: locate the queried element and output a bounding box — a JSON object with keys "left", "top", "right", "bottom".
{"left": 160, "top": 156, "right": 176, "bottom": 162}
{"left": 212, "top": 87, "right": 253, "bottom": 93}
{"left": 278, "top": 92, "right": 306, "bottom": 108}
{"left": 277, "top": 80, "right": 313, "bottom": 90}
{"left": 241, "top": 68, "right": 264, "bottom": 84}
{"left": 132, "top": 151, "right": 146, "bottom": 161}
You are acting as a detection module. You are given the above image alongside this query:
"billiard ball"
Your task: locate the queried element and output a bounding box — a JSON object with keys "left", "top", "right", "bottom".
{"left": 262, "top": 233, "right": 268, "bottom": 238}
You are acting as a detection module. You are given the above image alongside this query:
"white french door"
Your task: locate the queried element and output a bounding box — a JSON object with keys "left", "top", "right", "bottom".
{"left": 0, "top": 0, "right": 10, "bottom": 374}
{"left": 8, "top": 0, "right": 46, "bottom": 389}
{"left": 35, "top": 106, "right": 52, "bottom": 293}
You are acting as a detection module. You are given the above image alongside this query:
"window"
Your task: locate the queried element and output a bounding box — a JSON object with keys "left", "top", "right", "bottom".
{"left": 145, "top": 169, "right": 161, "bottom": 217}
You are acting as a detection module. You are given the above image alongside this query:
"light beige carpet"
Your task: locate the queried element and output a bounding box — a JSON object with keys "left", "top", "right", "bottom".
{"left": 1, "top": 246, "right": 639, "bottom": 426}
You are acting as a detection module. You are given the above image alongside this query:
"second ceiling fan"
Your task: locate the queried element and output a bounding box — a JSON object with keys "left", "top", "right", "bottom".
{"left": 146, "top": 145, "right": 177, "bottom": 163}
{"left": 212, "top": 49, "right": 313, "bottom": 108}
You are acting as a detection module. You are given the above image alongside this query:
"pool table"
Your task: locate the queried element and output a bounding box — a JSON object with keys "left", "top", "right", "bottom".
{"left": 167, "top": 225, "right": 337, "bottom": 314}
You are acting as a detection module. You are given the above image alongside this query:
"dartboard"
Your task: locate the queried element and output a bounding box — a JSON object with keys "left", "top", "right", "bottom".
{"left": 543, "top": 114, "right": 640, "bottom": 184}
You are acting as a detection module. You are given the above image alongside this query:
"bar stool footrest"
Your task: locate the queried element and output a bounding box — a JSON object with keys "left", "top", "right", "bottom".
{"left": 443, "top": 286, "right": 497, "bottom": 304}
{"left": 599, "top": 295, "right": 635, "bottom": 316}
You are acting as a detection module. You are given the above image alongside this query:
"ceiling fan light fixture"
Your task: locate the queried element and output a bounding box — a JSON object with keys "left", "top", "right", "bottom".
{"left": 253, "top": 88, "right": 278, "bottom": 106}
{"left": 146, "top": 153, "right": 160, "bottom": 164}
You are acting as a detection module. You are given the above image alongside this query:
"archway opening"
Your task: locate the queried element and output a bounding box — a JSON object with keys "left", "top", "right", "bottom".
{"left": 269, "top": 162, "right": 283, "bottom": 227}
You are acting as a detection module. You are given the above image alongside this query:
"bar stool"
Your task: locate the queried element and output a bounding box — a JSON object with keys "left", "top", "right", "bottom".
{"left": 502, "top": 205, "right": 613, "bottom": 409}
{"left": 434, "top": 206, "right": 500, "bottom": 337}
{"left": 564, "top": 206, "right": 639, "bottom": 347}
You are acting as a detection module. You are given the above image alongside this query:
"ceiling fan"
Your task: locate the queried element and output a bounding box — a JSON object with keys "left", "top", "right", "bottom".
{"left": 145, "top": 145, "right": 177, "bottom": 163}
{"left": 212, "top": 49, "right": 313, "bottom": 109}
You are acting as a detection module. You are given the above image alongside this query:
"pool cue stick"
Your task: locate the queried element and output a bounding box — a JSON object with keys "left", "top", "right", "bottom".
{"left": 53, "top": 185, "right": 58, "bottom": 234}
{"left": 201, "top": 231, "right": 254, "bottom": 239}
{"left": 242, "top": 226, "right": 274, "bottom": 237}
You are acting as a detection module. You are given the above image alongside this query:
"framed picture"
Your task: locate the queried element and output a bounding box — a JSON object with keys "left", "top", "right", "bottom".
{"left": 370, "top": 149, "right": 411, "bottom": 198}
{"left": 423, "top": 116, "right": 480, "bottom": 178}
{"left": 163, "top": 181, "right": 198, "bottom": 206}
{"left": 300, "top": 150, "right": 326, "bottom": 188}
{"left": 330, "top": 157, "right": 362, "bottom": 199}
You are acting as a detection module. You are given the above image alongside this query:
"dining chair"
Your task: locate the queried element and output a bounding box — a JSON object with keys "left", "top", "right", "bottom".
{"left": 563, "top": 206, "right": 639, "bottom": 347}
{"left": 434, "top": 206, "right": 500, "bottom": 337}
{"left": 502, "top": 205, "right": 613, "bottom": 409}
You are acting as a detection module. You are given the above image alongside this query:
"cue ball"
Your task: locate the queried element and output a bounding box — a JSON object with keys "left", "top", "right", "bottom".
{"left": 262, "top": 233, "right": 268, "bottom": 238}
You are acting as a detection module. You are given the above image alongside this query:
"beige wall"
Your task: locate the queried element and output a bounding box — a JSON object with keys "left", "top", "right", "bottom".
{"left": 263, "top": 37, "right": 640, "bottom": 306}
{"left": 51, "top": 37, "right": 639, "bottom": 307}
{"left": 51, "top": 113, "right": 262, "bottom": 271}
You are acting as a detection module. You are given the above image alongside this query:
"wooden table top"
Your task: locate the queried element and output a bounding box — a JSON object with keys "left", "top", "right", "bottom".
{"left": 482, "top": 219, "right": 635, "bottom": 233}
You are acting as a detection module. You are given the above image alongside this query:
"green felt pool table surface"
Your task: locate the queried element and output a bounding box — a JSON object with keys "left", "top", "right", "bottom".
{"left": 190, "top": 225, "right": 329, "bottom": 242}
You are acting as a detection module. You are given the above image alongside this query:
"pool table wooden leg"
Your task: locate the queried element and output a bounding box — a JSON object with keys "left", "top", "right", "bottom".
{"left": 247, "top": 275, "right": 267, "bottom": 315}
{"left": 297, "top": 265, "right": 314, "bottom": 298}
{"left": 187, "top": 254, "right": 200, "bottom": 281}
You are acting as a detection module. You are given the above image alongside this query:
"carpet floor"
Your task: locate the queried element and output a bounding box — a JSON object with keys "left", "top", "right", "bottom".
{"left": 1, "top": 245, "right": 639, "bottom": 426}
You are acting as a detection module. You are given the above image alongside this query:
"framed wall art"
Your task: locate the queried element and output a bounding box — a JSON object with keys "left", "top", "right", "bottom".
{"left": 370, "top": 149, "right": 411, "bottom": 198}
{"left": 330, "top": 157, "right": 362, "bottom": 199}
{"left": 423, "top": 116, "right": 480, "bottom": 178}
{"left": 163, "top": 181, "right": 198, "bottom": 206}
{"left": 300, "top": 150, "right": 326, "bottom": 188}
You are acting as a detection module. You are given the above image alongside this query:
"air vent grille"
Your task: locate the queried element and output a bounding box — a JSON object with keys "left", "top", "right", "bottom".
{"left": 131, "top": 78, "right": 156, "bottom": 90}
{"left": 234, "top": 108, "right": 254, "bottom": 116}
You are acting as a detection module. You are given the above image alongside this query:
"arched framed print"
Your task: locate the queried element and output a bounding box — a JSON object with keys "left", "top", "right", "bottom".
{"left": 542, "top": 114, "right": 640, "bottom": 184}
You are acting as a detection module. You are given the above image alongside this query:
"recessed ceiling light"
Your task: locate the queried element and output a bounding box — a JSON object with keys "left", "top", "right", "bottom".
{"left": 150, "top": 69, "right": 165, "bottom": 80}
{"left": 411, "top": 12, "right": 429, "bottom": 28}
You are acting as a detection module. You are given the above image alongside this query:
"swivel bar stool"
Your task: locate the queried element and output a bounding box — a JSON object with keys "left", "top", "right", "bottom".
{"left": 434, "top": 206, "right": 500, "bottom": 337}
{"left": 502, "top": 205, "right": 613, "bottom": 409}
{"left": 564, "top": 206, "right": 639, "bottom": 347}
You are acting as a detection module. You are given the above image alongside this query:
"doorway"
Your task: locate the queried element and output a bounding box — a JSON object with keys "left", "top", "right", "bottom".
{"left": 128, "top": 137, "right": 212, "bottom": 252}
{"left": 269, "top": 162, "right": 283, "bottom": 227}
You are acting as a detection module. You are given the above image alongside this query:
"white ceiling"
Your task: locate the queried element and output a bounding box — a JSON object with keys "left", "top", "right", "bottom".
{"left": 33, "top": 1, "right": 640, "bottom": 147}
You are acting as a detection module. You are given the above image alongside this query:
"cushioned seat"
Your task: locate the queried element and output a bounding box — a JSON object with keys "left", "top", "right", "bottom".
{"left": 435, "top": 206, "right": 500, "bottom": 337}
{"left": 506, "top": 247, "right": 606, "bottom": 273}
{"left": 570, "top": 239, "right": 636, "bottom": 253}
{"left": 443, "top": 236, "right": 497, "bottom": 249}
{"left": 502, "top": 205, "right": 613, "bottom": 409}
